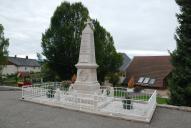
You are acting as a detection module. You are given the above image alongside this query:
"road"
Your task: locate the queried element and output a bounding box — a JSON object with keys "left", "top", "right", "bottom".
{"left": 0, "top": 91, "right": 191, "bottom": 128}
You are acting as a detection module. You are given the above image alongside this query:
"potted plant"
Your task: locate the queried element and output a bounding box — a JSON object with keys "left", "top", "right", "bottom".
{"left": 122, "top": 94, "right": 133, "bottom": 109}
{"left": 46, "top": 86, "right": 55, "bottom": 98}
{"left": 106, "top": 89, "right": 110, "bottom": 96}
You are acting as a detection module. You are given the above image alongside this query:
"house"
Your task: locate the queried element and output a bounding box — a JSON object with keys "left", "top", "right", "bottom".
{"left": 118, "top": 53, "right": 131, "bottom": 83}
{"left": 2, "top": 56, "right": 41, "bottom": 75}
{"left": 126, "top": 56, "right": 173, "bottom": 89}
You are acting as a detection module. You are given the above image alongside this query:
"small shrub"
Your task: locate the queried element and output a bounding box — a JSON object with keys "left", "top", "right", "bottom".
{"left": 60, "top": 81, "right": 71, "bottom": 91}
{"left": 108, "top": 73, "right": 120, "bottom": 86}
{"left": 133, "top": 86, "right": 143, "bottom": 93}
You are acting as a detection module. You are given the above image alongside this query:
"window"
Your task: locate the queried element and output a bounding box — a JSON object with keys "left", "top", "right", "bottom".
{"left": 143, "top": 77, "right": 150, "bottom": 84}
{"left": 149, "top": 79, "right": 155, "bottom": 85}
{"left": 138, "top": 77, "right": 144, "bottom": 83}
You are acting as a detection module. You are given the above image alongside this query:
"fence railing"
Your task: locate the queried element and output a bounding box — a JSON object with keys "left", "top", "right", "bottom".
{"left": 146, "top": 90, "right": 157, "bottom": 117}
{"left": 100, "top": 86, "right": 152, "bottom": 102}
{"left": 22, "top": 84, "right": 113, "bottom": 111}
{"left": 22, "top": 82, "right": 156, "bottom": 115}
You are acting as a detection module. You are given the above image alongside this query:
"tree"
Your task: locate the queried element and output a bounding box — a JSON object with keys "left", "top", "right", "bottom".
{"left": 108, "top": 73, "right": 120, "bottom": 86}
{"left": 42, "top": 2, "right": 122, "bottom": 82}
{"left": 41, "top": 62, "right": 59, "bottom": 82}
{"left": 168, "top": 0, "right": 191, "bottom": 106}
{"left": 0, "top": 24, "right": 9, "bottom": 78}
{"left": 36, "top": 53, "right": 43, "bottom": 64}
{"left": 94, "top": 21, "right": 123, "bottom": 82}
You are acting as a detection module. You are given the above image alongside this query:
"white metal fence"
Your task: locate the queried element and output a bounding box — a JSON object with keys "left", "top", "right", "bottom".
{"left": 22, "top": 82, "right": 157, "bottom": 119}
{"left": 146, "top": 90, "right": 157, "bottom": 118}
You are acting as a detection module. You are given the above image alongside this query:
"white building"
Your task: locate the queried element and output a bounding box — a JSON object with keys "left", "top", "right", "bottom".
{"left": 2, "top": 56, "right": 41, "bottom": 75}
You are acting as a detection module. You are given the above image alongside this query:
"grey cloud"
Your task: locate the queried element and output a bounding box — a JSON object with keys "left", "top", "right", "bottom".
{"left": 0, "top": 0, "right": 63, "bottom": 58}
{"left": 0, "top": 0, "right": 179, "bottom": 59}
{"left": 83, "top": 0, "right": 179, "bottom": 52}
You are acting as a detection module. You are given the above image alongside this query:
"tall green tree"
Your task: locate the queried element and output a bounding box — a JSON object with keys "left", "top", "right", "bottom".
{"left": 169, "top": 0, "right": 191, "bottom": 106}
{"left": 94, "top": 21, "right": 122, "bottom": 82}
{"left": 42, "top": 2, "right": 122, "bottom": 81}
{"left": 0, "top": 24, "right": 9, "bottom": 77}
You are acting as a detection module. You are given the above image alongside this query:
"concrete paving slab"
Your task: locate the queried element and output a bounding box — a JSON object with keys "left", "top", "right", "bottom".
{"left": 0, "top": 91, "right": 191, "bottom": 128}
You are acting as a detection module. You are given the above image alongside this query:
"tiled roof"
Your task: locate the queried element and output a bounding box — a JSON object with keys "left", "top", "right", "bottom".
{"left": 119, "top": 53, "right": 131, "bottom": 71}
{"left": 8, "top": 57, "right": 40, "bottom": 67}
{"left": 126, "top": 56, "right": 173, "bottom": 88}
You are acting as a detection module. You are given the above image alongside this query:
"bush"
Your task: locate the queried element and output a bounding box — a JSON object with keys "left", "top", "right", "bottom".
{"left": 108, "top": 73, "right": 120, "bottom": 86}
{"left": 2, "top": 74, "right": 17, "bottom": 86}
{"left": 133, "top": 86, "right": 143, "bottom": 93}
{"left": 60, "top": 81, "right": 71, "bottom": 91}
{"left": 0, "top": 76, "right": 2, "bottom": 84}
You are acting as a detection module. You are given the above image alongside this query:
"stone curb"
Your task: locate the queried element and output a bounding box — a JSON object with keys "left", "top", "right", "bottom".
{"left": 157, "top": 104, "right": 191, "bottom": 112}
{"left": 0, "top": 86, "right": 21, "bottom": 91}
{"left": 19, "top": 98, "right": 152, "bottom": 123}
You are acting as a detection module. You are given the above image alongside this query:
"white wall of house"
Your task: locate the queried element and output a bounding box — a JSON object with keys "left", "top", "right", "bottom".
{"left": 2, "top": 65, "right": 41, "bottom": 75}
{"left": 18, "top": 66, "right": 41, "bottom": 73}
{"left": 2, "top": 65, "right": 18, "bottom": 75}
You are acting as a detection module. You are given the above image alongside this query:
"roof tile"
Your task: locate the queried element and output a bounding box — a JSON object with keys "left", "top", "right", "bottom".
{"left": 126, "top": 56, "right": 173, "bottom": 88}
{"left": 8, "top": 57, "right": 40, "bottom": 67}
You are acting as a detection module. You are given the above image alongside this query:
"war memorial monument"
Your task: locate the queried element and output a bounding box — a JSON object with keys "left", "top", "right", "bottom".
{"left": 21, "top": 19, "right": 157, "bottom": 123}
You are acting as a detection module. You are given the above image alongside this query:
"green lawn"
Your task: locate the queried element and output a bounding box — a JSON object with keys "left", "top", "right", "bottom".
{"left": 157, "top": 97, "right": 169, "bottom": 104}
{"left": 132, "top": 95, "right": 150, "bottom": 101}
{"left": 114, "top": 91, "right": 126, "bottom": 97}
{"left": 2, "top": 75, "right": 17, "bottom": 86}
{"left": 114, "top": 90, "right": 150, "bottom": 101}
{"left": 131, "top": 96, "right": 169, "bottom": 104}
{"left": 113, "top": 90, "right": 168, "bottom": 104}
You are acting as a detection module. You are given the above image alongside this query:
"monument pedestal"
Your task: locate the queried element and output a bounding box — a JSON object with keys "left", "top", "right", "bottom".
{"left": 73, "top": 81, "right": 100, "bottom": 94}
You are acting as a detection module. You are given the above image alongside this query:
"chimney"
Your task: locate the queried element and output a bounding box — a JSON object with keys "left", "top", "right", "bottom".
{"left": 26, "top": 56, "right": 28, "bottom": 59}
{"left": 14, "top": 55, "right": 17, "bottom": 58}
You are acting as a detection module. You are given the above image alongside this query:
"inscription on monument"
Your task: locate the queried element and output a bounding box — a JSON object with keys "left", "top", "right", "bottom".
{"left": 79, "top": 70, "right": 88, "bottom": 81}
{"left": 80, "top": 34, "right": 90, "bottom": 54}
{"left": 79, "top": 55, "right": 88, "bottom": 63}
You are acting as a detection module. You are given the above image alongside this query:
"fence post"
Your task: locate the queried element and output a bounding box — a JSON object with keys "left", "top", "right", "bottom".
{"left": 22, "top": 86, "right": 24, "bottom": 99}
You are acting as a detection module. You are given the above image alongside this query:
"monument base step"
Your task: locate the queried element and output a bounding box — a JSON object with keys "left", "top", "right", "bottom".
{"left": 72, "top": 82, "right": 100, "bottom": 94}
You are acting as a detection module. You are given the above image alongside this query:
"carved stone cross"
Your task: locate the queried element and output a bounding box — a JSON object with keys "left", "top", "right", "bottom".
{"left": 85, "top": 18, "right": 94, "bottom": 29}
{"left": 85, "top": 18, "right": 92, "bottom": 25}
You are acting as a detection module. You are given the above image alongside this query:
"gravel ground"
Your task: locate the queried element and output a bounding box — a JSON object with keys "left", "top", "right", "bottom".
{"left": 0, "top": 91, "right": 191, "bottom": 128}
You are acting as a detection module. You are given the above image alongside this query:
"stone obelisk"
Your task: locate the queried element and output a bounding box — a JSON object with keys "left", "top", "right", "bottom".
{"left": 72, "top": 19, "right": 100, "bottom": 94}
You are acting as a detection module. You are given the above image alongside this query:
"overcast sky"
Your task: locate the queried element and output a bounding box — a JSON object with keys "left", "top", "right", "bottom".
{"left": 0, "top": 0, "right": 179, "bottom": 58}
